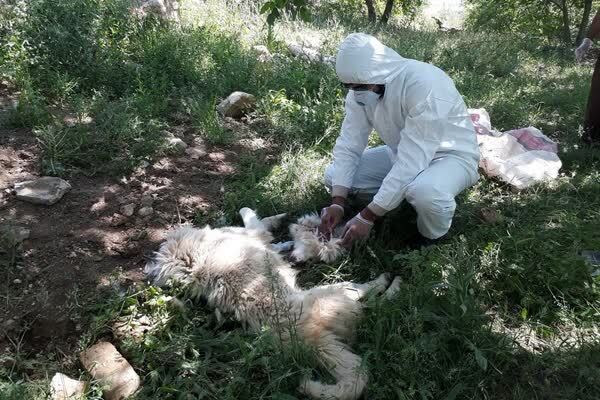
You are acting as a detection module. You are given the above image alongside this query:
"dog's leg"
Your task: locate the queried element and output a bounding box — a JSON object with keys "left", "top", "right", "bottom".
{"left": 215, "top": 308, "right": 224, "bottom": 324}
{"left": 239, "top": 207, "right": 267, "bottom": 231}
{"left": 261, "top": 213, "right": 287, "bottom": 231}
{"left": 312, "top": 273, "right": 392, "bottom": 301}
{"left": 384, "top": 276, "right": 402, "bottom": 299}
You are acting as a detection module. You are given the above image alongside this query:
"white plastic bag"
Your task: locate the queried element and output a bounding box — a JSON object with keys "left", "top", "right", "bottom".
{"left": 468, "top": 108, "right": 562, "bottom": 189}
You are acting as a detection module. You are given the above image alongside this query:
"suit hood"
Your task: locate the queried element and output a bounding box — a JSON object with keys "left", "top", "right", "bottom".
{"left": 335, "top": 33, "right": 407, "bottom": 85}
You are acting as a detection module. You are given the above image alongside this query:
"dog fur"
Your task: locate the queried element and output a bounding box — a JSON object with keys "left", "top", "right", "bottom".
{"left": 145, "top": 208, "right": 400, "bottom": 400}
{"left": 289, "top": 213, "right": 346, "bottom": 263}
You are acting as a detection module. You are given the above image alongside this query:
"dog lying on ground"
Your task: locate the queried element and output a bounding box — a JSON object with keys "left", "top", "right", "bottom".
{"left": 145, "top": 208, "right": 401, "bottom": 400}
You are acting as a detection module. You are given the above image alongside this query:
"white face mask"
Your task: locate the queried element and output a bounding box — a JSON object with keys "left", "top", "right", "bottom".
{"left": 353, "top": 90, "right": 381, "bottom": 107}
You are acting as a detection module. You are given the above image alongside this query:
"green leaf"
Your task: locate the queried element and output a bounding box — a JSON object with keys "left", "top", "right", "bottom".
{"left": 266, "top": 9, "right": 280, "bottom": 26}
{"left": 520, "top": 307, "right": 528, "bottom": 320}
{"left": 272, "top": 393, "right": 298, "bottom": 400}
{"left": 443, "top": 383, "right": 465, "bottom": 400}
{"left": 274, "top": 0, "right": 287, "bottom": 9}
{"left": 298, "top": 6, "right": 310, "bottom": 22}
{"left": 259, "top": 2, "right": 273, "bottom": 14}
{"left": 473, "top": 346, "right": 488, "bottom": 371}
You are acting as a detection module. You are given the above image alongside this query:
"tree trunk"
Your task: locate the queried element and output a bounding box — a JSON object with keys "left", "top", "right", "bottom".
{"left": 559, "top": 0, "right": 571, "bottom": 44}
{"left": 380, "top": 0, "right": 394, "bottom": 25}
{"left": 575, "top": 0, "right": 593, "bottom": 45}
{"left": 365, "top": 0, "right": 376, "bottom": 23}
{"left": 546, "top": 0, "right": 572, "bottom": 44}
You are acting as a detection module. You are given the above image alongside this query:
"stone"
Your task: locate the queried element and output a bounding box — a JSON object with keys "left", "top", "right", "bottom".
{"left": 112, "top": 315, "right": 154, "bottom": 342}
{"left": 2, "top": 319, "right": 17, "bottom": 334}
{"left": 15, "top": 177, "right": 71, "bottom": 205}
{"left": 50, "top": 372, "right": 86, "bottom": 400}
{"left": 0, "top": 225, "right": 30, "bottom": 244}
{"left": 216, "top": 91, "right": 256, "bottom": 119}
{"left": 479, "top": 208, "right": 500, "bottom": 224}
{"left": 110, "top": 214, "right": 128, "bottom": 227}
{"left": 79, "top": 342, "right": 140, "bottom": 400}
{"left": 167, "top": 137, "right": 187, "bottom": 152}
{"left": 120, "top": 203, "right": 136, "bottom": 217}
{"left": 140, "top": 194, "right": 154, "bottom": 207}
{"left": 138, "top": 206, "right": 153, "bottom": 217}
{"left": 185, "top": 147, "right": 207, "bottom": 159}
{"left": 253, "top": 45, "right": 273, "bottom": 62}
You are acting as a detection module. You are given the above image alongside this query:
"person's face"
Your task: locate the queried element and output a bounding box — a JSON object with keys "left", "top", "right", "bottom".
{"left": 342, "top": 83, "right": 382, "bottom": 93}
{"left": 342, "top": 83, "right": 385, "bottom": 99}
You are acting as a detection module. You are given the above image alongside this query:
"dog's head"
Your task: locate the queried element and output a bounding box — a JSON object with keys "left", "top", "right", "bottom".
{"left": 289, "top": 213, "right": 345, "bottom": 263}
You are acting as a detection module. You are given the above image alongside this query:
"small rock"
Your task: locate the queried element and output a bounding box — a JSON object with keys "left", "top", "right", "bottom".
{"left": 140, "top": 194, "right": 154, "bottom": 207}
{"left": 288, "top": 42, "right": 321, "bottom": 63}
{"left": 14, "top": 177, "right": 71, "bottom": 205}
{"left": 185, "top": 147, "right": 207, "bottom": 159}
{"left": 216, "top": 91, "right": 256, "bottom": 119}
{"left": 479, "top": 208, "right": 500, "bottom": 224}
{"left": 112, "top": 315, "right": 154, "bottom": 342}
{"left": 15, "top": 226, "right": 31, "bottom": 242}
{"left": 215, "top": 215, "right": 228, "bottom": 226}
{"left": 253, "top": 45, "right": 273, "bottom": 62}
{"left": 13, "top": 279, "right": 22, "bottom": 284}
{"left": 138, "top": 206, "right": 153, "bottom": 217}
{"left": 110, "top": 213, "right": 128, "bottom": 227}
{"left": 0, "top": 225, "right": 30, "bottom": 244}
{"left": 2, "top": 319, "right": 17, "bottom": 332}
{"left": 50, "top": 372, "right": 86, "bottom": 400}
{"left": 80, "top": 342, "right": 140, "bottom": 400}
{"left": 120, "top": 203, "right": 136, "bottom": 217}
{"left": 113, "top": 242, "right": 139, "bottom": 258}
{"left": 167, "top": 137, "right": 188, "bottom": 152}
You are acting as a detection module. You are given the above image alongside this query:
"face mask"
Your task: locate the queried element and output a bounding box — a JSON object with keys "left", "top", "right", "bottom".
{"left": 353, "top": 90, "right": 381, "bottom": 107}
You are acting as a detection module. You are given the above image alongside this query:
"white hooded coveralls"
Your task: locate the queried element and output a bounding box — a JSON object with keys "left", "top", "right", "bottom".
{"left": 325, "top": 33, "right": 480, "bottom": 239}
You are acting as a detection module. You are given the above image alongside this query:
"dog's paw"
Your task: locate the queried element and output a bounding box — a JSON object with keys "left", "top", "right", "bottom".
{"left": 368, "top": 273, "right": 392, "bottom": 294}
{"left": 384, "top": 276, "right": 402, "bottom": 299}
{"left": 271, "top": 241, "right": 294, "bottom": 253}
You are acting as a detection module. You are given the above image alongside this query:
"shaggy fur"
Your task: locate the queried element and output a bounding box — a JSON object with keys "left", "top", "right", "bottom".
{"left": 145, "top": 208, "right": 400, "bottom": 400}
{"left": 289, "top": 213, "right": 345, "bottom": 263}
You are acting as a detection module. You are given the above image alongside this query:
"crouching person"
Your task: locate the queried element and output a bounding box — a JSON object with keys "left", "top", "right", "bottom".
{"left": 320, "top": 33, "right": 480, "bottom": 247}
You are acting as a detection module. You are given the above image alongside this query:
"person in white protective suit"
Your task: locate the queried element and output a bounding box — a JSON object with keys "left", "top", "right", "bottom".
{"left": 320, "top": 33, "right": 480, "bottom": 247}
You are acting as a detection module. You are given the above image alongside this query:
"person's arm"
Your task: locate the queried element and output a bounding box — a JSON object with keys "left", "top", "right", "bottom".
{"left": 366, "top": 95, "right": 452, "bottom": 217}
{"left": 330, "top": 92, "right": 372, "bottom": 202}
{"left": 586, "top": 10, "right": 600, "bottom": 40}
{"left": 577, "top": 10, "right": 600, "bottom": 62}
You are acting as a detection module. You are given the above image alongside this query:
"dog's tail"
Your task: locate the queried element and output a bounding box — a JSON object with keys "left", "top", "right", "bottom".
{"left": 298, "top": 332, "right": 368, "bottom": 400}
{"left": 296, "top": 291, "right": 367, "bottom": 400}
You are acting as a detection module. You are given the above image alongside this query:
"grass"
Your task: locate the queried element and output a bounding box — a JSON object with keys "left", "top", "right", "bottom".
{"left": 1, "top": 0, "right": 599, "bottom": 399}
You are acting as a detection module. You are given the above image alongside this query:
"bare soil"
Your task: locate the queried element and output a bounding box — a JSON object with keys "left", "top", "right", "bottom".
{"left": 0, "top": 88, "right": 273, "bottom": 358}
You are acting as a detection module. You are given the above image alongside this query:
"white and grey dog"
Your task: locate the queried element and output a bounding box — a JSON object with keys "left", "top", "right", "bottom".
{"left": 145, "top": 208, "right": 401, "bottom": 400}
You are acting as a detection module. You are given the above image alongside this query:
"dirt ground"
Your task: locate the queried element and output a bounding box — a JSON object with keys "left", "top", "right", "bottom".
{"left": 0, "top": 88, "right": 272, "bottom": 357}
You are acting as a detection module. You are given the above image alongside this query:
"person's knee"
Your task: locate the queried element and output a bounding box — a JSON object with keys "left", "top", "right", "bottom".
{"left": 407, "top": 184, "right": 456, "bottom": 217}
{"left": 324, "top": 163, "right": 334, "bottom": 190}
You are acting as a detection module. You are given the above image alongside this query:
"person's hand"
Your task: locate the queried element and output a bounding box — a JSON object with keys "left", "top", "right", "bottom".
{"left": 576, "top": 38, "right": 593, "bottom": 63}
{"left": 319, "top": 204, "right": 344, "bottom": 239}
{"left": 340, "top": 212, "right": 374, "bottom": 248}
